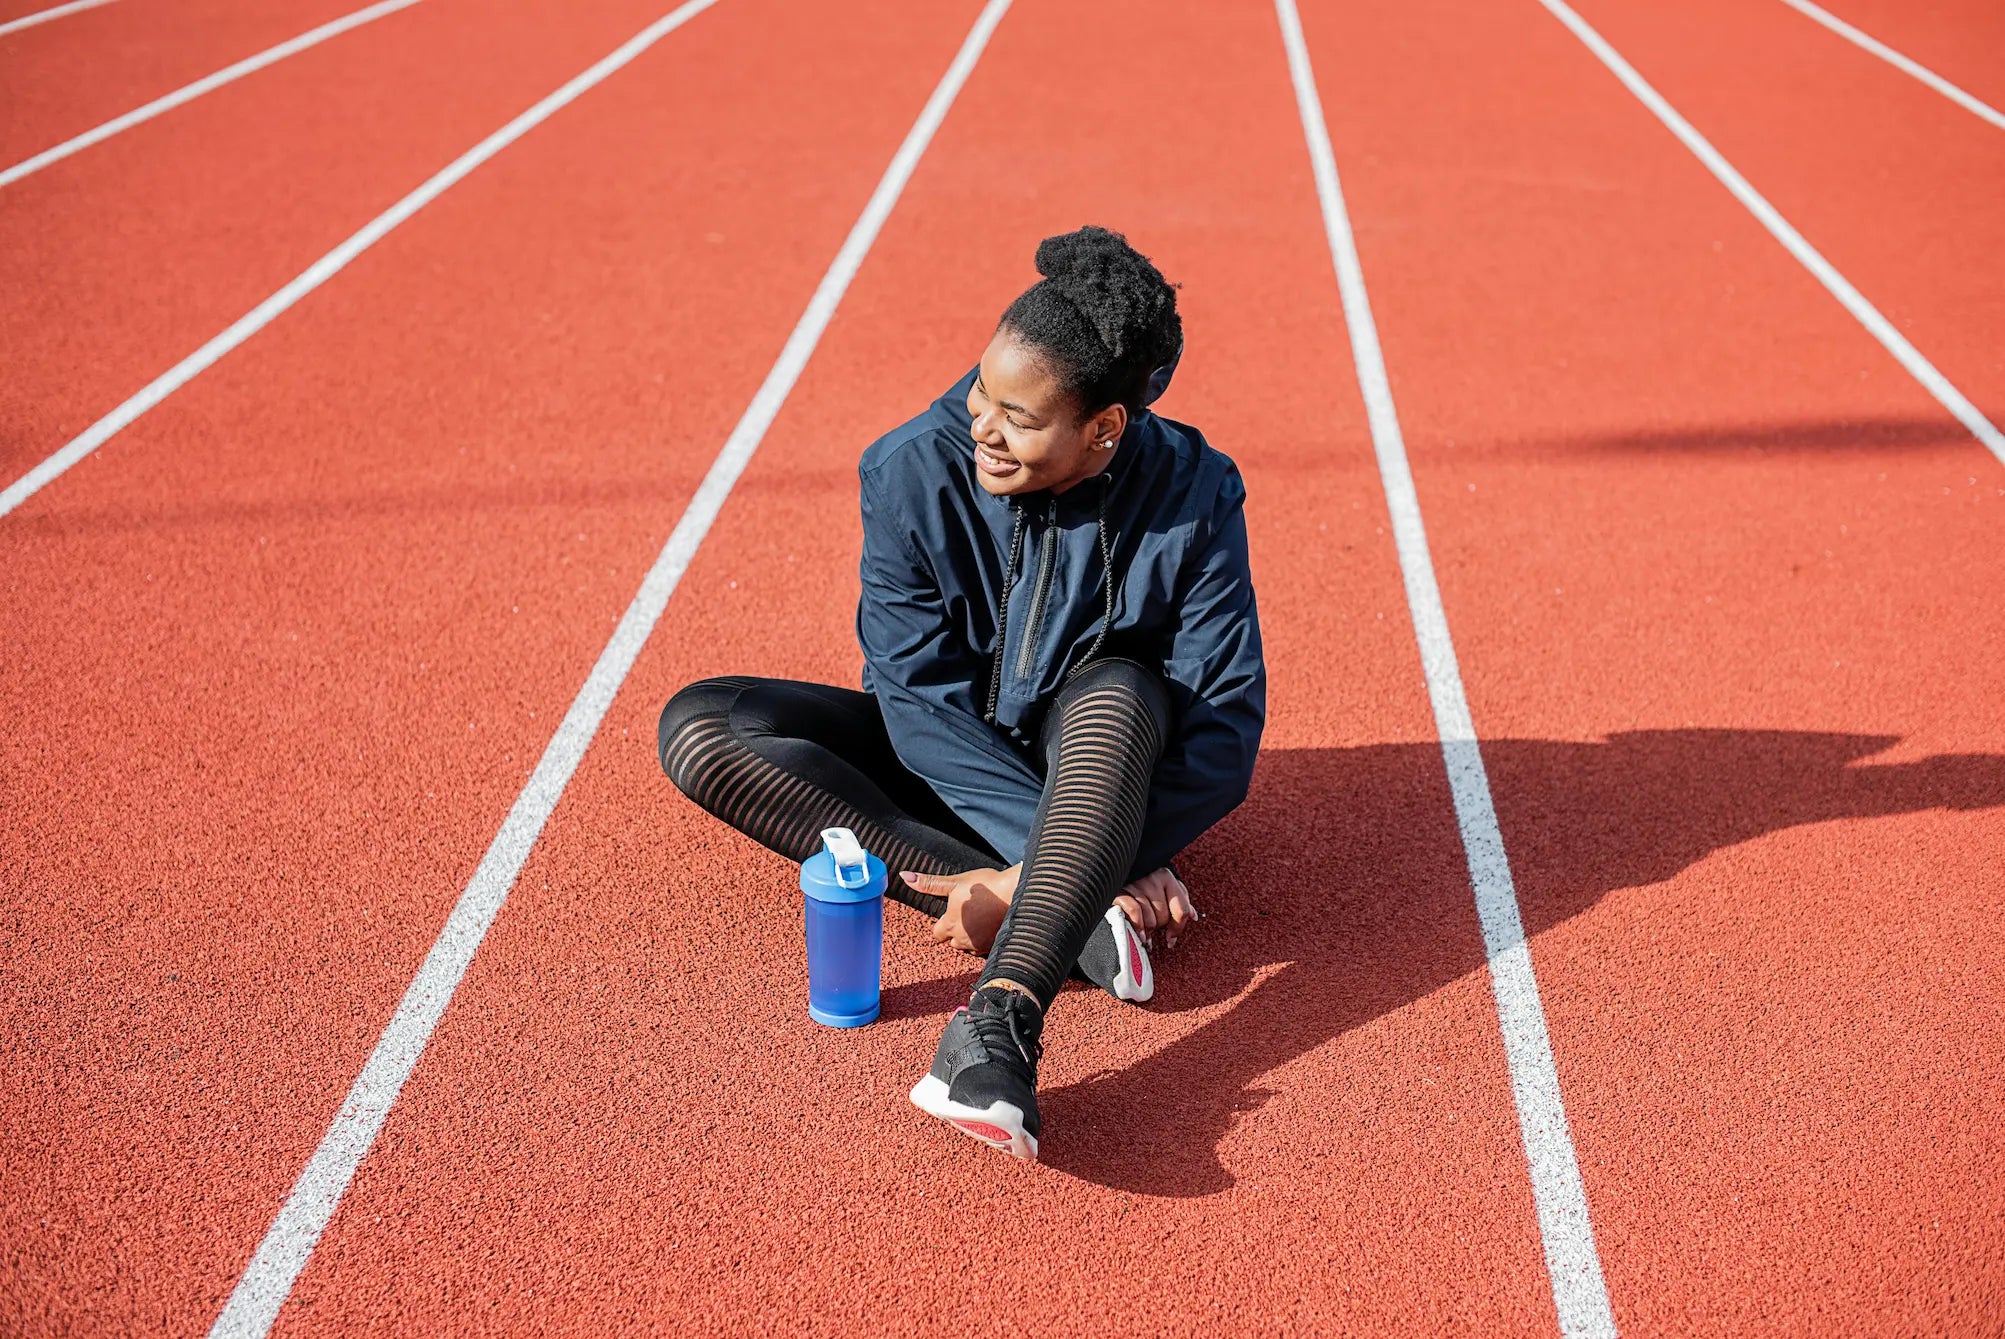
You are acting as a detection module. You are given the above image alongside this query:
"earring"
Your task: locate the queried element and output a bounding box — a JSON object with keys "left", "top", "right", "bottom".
{"left": 1096, "top": 439, "right": 1115, "bottom": 451}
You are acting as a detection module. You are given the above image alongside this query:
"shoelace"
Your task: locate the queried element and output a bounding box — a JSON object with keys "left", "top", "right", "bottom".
{"left": 968, "top": 989, "right": 1044, "bottom": 1071}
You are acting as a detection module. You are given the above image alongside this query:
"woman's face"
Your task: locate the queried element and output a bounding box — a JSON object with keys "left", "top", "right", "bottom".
{"left": 965, "top": 330, "right": 1126, "bottom": 498}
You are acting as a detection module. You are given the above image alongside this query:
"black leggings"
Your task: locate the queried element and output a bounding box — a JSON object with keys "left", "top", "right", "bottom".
{"left": 658, "top": 659, "right": 1170, "bottom": 1010}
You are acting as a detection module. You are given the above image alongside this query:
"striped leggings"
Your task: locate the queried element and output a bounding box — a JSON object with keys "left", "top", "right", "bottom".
{"left": 657, "top": 658, "right": 1169, "bottom": 1010}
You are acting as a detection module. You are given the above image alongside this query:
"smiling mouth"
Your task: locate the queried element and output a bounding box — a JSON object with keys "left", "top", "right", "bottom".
{"left": 974, "top": 443, "right": 1022, "bottom": 477}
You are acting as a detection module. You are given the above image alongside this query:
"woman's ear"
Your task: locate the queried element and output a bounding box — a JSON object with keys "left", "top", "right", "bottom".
{"left": 1090, "top": 404, "right": 1128, "bottom": 450}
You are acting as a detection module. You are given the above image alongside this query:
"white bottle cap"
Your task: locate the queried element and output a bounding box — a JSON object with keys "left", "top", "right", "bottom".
{"left": 821, "top": 827, "right": 869, "bottom": 889}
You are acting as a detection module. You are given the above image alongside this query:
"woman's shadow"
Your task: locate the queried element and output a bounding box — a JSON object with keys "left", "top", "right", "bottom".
{"left": 1030, "top": 729, "right": 2005, "bottom": 1195}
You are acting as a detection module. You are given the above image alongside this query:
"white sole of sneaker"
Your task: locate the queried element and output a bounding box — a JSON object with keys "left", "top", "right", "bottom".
{"left": 909, "top": 1074, "right": 1040, "bottom": 1161}
{"left": 1106, "top": 905, "right": 1154, "bottom": 1002}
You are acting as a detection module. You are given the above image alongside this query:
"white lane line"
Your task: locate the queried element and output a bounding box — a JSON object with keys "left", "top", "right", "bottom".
{"left": 1272, "top": 1, "right": 1620, "bottom": 1335}
{"left": 1776, "top": 0, "right": 2005, "bottom": 133}
{"left": 204, "top": 1, "right": 1012, "bottom": 1333}
{"left": 0, "top": 2, "right": 726, "bottom": 526}
{"left": 1529, "top": 0, "right": 2005, "bottom": 470}
{"left": 0, "top": 0, "right": 424, "bottom": 188}
{"left": 0, "top": 0, "right": 113, "bottom": 37}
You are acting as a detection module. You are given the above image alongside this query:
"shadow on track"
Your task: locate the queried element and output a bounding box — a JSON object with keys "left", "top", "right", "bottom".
{"left": 1552, "top": 415, "right": 1979, "bottom": 454}
{"left": 3, "top": 466, "right": 867, "bottom": 536}
{"left": 1036, "top": 729, "right": 2005, "bottom": 1196}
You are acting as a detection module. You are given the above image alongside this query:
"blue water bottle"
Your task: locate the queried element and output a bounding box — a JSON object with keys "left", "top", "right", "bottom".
{"left": 799, "top": 827, "right": 886, "bottom": 1028}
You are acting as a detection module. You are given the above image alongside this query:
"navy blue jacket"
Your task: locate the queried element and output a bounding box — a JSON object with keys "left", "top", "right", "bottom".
{"left": 856, "top": 367, "right": 1265, "bottom": 876}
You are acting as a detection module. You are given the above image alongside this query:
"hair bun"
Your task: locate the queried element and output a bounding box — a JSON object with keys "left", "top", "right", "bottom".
{"left": 1033, "top": 225, "right": 1143, "bottom": 286}
{"left": 1030, "top": 226, "right": 1178, "bottom": 369}
{"left": 998, "top": 226, "right": 1183, "bottom": 414}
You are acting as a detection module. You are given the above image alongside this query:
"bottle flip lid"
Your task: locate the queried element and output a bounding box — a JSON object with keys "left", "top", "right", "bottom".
{"left": 824, "top": 828, "right": 868, "bottom": 888}
{"left": 800, "top": 827, "right": 886, "bottom": 903}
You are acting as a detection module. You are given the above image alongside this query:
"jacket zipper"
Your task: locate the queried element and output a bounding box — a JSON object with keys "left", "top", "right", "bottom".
{"left": 1015, "top": 497, "right": 1060, "bottom": 681}
{"left": 983, "top": 501, "right": 1025, "bottom": 724}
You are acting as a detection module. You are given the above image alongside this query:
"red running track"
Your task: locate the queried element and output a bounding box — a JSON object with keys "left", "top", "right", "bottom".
{"left": 2, "top": 0, "right": 996, "bottom": 1329}
{"left": 1562, "top": 0, "right": 2005, "bottom": 427}
{"left": 1788, "top": 0, "right": 2005, "bottom": 111}
{"left": 3, "top": 0, "right": 2000, "bottom": 1333}
{"left": 266, "top": 0, "right": 1559, "bottom": 1332}
{"left": 1298, "top": 0, "right": 2005, "bottom": 1329}
{"left": 0, "top": 0, "right": 376, "bottom": 163}
{"left": 0, "top": 0, "right": 739, "bottom": 475}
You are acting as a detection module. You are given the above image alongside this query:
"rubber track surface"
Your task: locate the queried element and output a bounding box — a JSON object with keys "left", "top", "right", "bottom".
{"left": 1294, "top": 0, "right": 2005, "bottom": 1329}
{"left": 0, "top": 0, "right": 730, "bottom": 478}
{"left": 1, "top": 0, "right": 372, "bottom": 164}
{"left": 1565, "top": 0, "right": 2005, "bottom": 423}
{"left": 3, "top": 0, "right": 2000, "bottom": 1333}
{"left": 3, "top": 0, "right": 1005, "bottom": 1328}
{"left": 264, "top": 0, "right": 1560, "bottom": 1333}
{"left": 1793, "top": 0, "right": 2005, "bottom": 109}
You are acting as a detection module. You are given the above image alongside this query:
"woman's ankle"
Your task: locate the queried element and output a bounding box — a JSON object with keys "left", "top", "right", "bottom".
{"left": 976, "top": 978, "right": 1042, "bottom": 1010}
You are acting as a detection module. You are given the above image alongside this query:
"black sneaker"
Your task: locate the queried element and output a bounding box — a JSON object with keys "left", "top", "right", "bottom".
{"left": 908, "top": 985, "right": 1044, "bottom": 1160}
{"left": 1073, "top": 905, "right": 1154, "bottom": 1002}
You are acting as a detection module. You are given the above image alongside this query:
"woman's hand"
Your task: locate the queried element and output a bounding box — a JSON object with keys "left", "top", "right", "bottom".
{"left": 903, "top": 866, "right": 1021, "bottom": 955}
{"left": 1113, "top": 867, "right": 1198, "bottom": 950}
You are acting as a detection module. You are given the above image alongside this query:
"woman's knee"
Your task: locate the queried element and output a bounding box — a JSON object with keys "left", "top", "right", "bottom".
{"left": 657, "top": 676, "right": 752, "bottom": 780}
{"left": 1053, "top": 657, "right": 1172, "bottom": 736}
{"left": 1050, "top": 657, "right": 1170, "bottom": 769}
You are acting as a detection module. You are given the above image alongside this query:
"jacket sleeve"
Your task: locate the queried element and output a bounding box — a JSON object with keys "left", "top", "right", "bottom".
{"left": 856, "top": 465, "right": 1044, "bottom": 865}
{"left": 1135, "top": 464, "right": 1266, "bottom": 875}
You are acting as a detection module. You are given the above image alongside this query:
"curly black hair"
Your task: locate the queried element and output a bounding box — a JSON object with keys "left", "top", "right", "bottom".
{"left": 996, "top": 226, "right": 1182, "bottom": 418}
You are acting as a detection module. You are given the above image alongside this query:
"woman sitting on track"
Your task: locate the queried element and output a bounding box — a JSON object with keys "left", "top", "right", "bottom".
{"left": 657, "top": 226, "right": 1265, "bottom": 1161}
